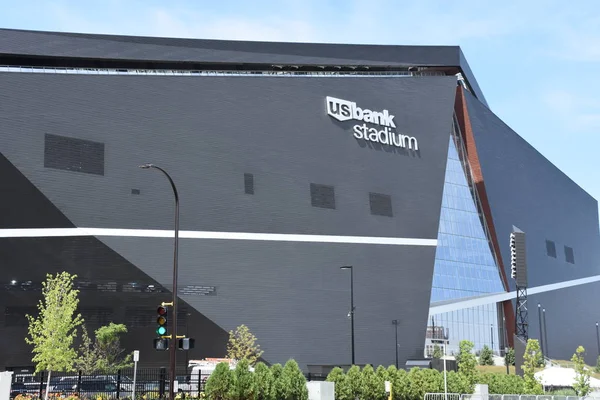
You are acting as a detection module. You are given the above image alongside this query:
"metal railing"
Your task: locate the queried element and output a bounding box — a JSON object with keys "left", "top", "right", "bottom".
{"left": 10, "top": 368, "right": 206, "bottom": 399}
{"left": 0, "top": 65, "right": 445, "bottom": 78}
{"left": 426, "top": 394, "right": 600, "bottom": 400}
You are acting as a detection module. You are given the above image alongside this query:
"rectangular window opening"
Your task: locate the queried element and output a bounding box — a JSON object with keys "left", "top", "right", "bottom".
{"left": 244, "top": 173, "right": 254, "bottom": 195}
{"left": 310, "top": 183, "right": 336, "bottom": 209}
{"left": 369, "top": 192, "right": 393, "bottom": 217}
{"left": 565, "top": 246, "right": 575, "bottom": 264}
{"left": 546, "top": 240, "right": 557, "bottom": 258}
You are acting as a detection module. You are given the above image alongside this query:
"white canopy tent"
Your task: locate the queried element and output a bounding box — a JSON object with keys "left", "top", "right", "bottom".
{"left": 534, "top": 367, "right": 600, "bottom": 389}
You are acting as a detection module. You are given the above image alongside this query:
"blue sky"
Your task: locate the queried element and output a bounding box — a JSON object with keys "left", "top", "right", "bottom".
{"left": 2, "top": 0, "right": 600, "bottom": 208}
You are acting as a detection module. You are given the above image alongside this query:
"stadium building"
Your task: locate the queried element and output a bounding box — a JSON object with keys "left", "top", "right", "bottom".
{"left": 1, "top": 28, "right": 600, "bottom": 371}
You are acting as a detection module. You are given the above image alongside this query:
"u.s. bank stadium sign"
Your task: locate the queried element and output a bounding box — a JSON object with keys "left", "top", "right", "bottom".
{"left": 326, "top": 96, "right": 419, "bottom": 151}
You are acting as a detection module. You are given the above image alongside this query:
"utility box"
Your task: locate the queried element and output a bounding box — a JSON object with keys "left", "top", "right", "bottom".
{"left": 0, "top": 371, "right": 14, "bottom": 400}
{"left": 307, "top": 381, "right": 334, "bottom": 400}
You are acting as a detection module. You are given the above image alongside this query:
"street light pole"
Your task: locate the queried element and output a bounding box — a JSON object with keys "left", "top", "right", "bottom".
{"left": 537, "top": 304, "right": 545, "bottom": 358}
{"left": 491, "top": 324, "right": 494, "bottom": 354}
{"left": 392, "top": 320, "right": 399, "bottom": 369}
{"left": 542, "top": 308, "right": 549, "bottom": 358}
{"left": 596, "top": 322, "right": 600, "bottom": 359}
{"left": 140, "top": 163, "right": 180, "bottom": 400}
{"left": 340, "top": 266, "right": 355, "bottom": 365}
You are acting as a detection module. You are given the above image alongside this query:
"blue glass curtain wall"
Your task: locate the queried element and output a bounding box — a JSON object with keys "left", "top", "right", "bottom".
{"left": 428, "top": 134, "right": 505, "bottom": 355}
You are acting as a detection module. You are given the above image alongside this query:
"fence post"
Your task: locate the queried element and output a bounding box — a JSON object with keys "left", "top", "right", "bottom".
{"left": 77, "top": 370, "right": 82, "bottom": 397}
{"left": 159, "top": 367, "right": 166, "bottom": 398}
{"left": 38, "top": 371, "right": 45, "bottom": 399}
{"left": 116, "top": 369, "right": 122, "bottom": 399}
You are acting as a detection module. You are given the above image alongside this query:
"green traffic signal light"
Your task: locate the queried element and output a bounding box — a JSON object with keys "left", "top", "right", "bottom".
{"left": 156, "top": 304, "right": 168, "bottom": 336}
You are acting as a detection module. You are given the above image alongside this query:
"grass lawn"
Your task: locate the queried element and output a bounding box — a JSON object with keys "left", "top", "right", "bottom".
{"left": 476, "top": 365, "right": 516, "bottom": 374}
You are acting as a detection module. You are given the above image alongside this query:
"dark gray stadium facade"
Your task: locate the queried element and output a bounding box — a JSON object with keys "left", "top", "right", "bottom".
{"left": 1, "top": 28, "right": 599, "bottom": 371}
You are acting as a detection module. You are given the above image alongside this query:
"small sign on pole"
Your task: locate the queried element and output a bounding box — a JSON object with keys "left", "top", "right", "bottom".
{"left": 132, "top": 350, "right": 140, "bottom": 400}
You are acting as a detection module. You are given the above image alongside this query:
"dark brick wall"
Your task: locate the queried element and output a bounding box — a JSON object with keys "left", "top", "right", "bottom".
{"left": 464, "top": 90, "right": 600, "bottom": 363}
{"left": 0, "top": 72, "right": 457, "bottom": 368}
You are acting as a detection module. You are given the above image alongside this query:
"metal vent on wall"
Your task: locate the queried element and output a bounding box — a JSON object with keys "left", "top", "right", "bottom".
{"left": 369, "top": 192, "right": 393, "bottom": 217}
{"left": 310, "top": 183, "right": 336, "bottom": 209}
{"left": 546, "top": 240, "right": 557, "bottom": 258}
{"left": 44, "top": 133, "right": 105, "bottom": 175}
{"left": 179, "top": 285, "right": 217, "bottom": 296}
{"left": 244, "top": 173, "right": 254, "bottom": 194}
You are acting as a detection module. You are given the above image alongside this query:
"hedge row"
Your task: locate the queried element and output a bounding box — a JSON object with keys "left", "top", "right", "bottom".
{"left": 325, "top": 365, "right": 534, "bottom": 400}
{"left": 203, "top": 360, "right": 536, "bottom": 400}
{"left": 204, "top": 359, "right": 308, "bottom": 400}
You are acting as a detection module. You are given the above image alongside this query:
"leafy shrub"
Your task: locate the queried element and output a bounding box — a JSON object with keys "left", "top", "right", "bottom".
{"left": 446, "top": 370, "right": 472, "bottom": 394}
{"left": 504, "top": 348, "right": 515, "bottom": 366}
{"left": 205, "top": 362, "right": 233, "bottom": 400}
{"left": 270, "top": 363, "right": 285, "bottom": 400}
{"left": 361, "top": 365, "right": 386, "bottom": 400}
{"left": 376, "top": 365, "right": 389, "bottom": 381}
{"left": 390, "top": 367, "right": 408, "bottom": 400}
{"left": 326, "top": 367, "right": 352, "bottom": 400}
{"left": 479, "top": 345, "right": 494, "bottom": 366}
{"left": 345, "top": 365, "right": 362, "bottom": 400}
{"left": 231, "top": 358, "right": 256, "bottom": 400}
{"left": 432, "top": 345, "right": 443, "bottom": 360}
{"left": 255, "top": 362, "right": 274, "bottom": 400}
{"left": 457, "top": 340, "right": 477, "bottom": 386}
{"left": 280, "top": 359, "right": 308, "bottom": 400}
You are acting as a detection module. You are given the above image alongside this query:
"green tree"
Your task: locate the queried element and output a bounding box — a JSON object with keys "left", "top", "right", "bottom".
{"left": 457, "top": 340, "right": 477, "bottom": 386}
{"left": 280, "top": 360, "right": 308, "bottom": 400}
{"left": 25, "top": 272, "right": 83, "bottom": 400}
{"left": 361, "top": 365, "right": 386, "bottom": 400}
{"left": 479, "top": 345, "right": 494, "bottom": 366}
{"left": 231, "top": 358, "right": 256, "bottom": 400}
{"left": 94, "top": 323, "right": 132, "bottom": 373}
{"left": 432, "top": 345, "right": 443, "bottom": 360}
{"left": 205, "top": 362, "right": 233, "bottom": 400}
{"left": 227, "top": 325, "right": 264, "bottom": 365}
{"left": 572, "top": 345, "right": 591, "bottom": 396}
{"left": 326, "top": 367, "right": 352, "bottom": 400}
{"left": 75, "top": 325, "right": 99, "bottom": 374}
{"left": 345, "top": 365, "right": 362, "bottom": 400}
{"left": 522, "top": 339, "right": 543, "bottom": 394}
{"left": 595, "top": 355, "right": 600, "bottom": 374}
{"left": 505, "top": 348, "right": 515, "bottom": 367}
{"left": 270, "top": 364, "right": 285, "bottom": 400}
{"left": 254, "top": 362, "right": 274, "bottom": 400}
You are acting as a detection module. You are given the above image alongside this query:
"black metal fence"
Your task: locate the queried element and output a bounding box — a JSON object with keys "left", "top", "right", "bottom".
{"left": 10, "top": 367, "right": 206, "bottom": 400}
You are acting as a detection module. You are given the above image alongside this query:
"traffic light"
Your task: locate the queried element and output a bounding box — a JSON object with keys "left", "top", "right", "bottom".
{"left": 156, "top": 305, "right": 168, "bottom": 336}
{"left": 178, "top": 338, "right": 195, "bottom": 350}
{"left": 153, "top": 338, "right": 170, "bottom": 351}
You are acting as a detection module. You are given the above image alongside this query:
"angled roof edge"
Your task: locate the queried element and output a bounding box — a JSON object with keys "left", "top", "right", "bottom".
{"left": 0, "top": 27, "right": 487, "bottom": 107}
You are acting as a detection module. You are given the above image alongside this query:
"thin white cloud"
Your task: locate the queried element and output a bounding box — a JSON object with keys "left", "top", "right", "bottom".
{"left": 42, "top": 0, "right": 527, "bottom": 45}
{"left": 542, "top": 89, "right": 600, "bottom": 132}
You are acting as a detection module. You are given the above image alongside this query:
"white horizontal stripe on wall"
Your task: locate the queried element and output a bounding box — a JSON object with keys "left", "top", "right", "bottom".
{"left": 0, "top": 227, "right": 438, "bottom": 246}
{"left": 429, "top": 274, "right": 600, "bottom": 315}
